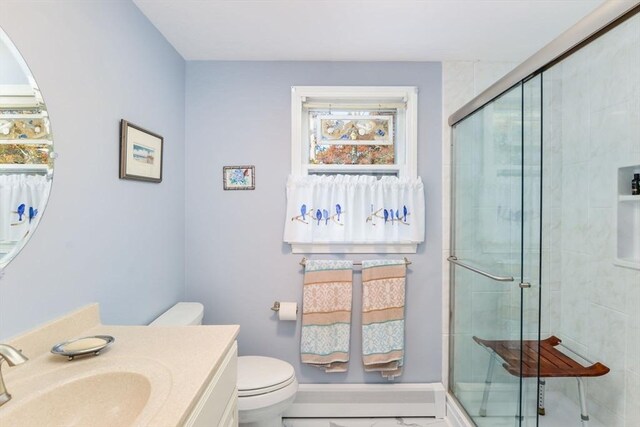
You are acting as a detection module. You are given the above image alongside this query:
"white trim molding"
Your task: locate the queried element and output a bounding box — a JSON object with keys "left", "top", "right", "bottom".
{"left": 291, "top": 242, "right": 418, "bottom": 254}
{"left": 283, "top": 383, "right": 445, "bottom": 418}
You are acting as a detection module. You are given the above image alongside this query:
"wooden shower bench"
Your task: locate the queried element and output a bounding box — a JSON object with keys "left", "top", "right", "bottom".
{"left": 473, "top": 335, "right": 609, "bottom": 427}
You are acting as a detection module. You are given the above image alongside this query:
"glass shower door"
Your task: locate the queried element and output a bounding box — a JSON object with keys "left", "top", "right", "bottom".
{"left": 449, "top": 80, "right": 541, "bottom": 427}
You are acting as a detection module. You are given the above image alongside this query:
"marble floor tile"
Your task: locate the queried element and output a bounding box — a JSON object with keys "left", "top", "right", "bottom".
{"left": 284, "top": 418, "right": 450, "bottom": 427}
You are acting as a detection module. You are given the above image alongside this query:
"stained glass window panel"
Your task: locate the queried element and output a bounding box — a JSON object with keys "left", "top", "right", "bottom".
{"left": 310, "top": 110, "right": 396, "bottom": 165}
{"left": 317, "top": 115, "right": 392, "bottom": 145}
{"left": 312, "top": 144, "right": 395, "bottom": 165}
{"left": 0, "top": 117, "right": 50, "bottom": 140}
{"left": 0, "top": 144, "right": 51, "bottom": 164}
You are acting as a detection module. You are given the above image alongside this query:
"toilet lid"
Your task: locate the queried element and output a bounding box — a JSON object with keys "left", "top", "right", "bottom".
{"left": 238, "top": 356, "right": 295, "bottom": 397}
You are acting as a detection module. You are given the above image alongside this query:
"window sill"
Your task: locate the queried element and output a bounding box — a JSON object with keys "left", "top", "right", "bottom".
{"left": 289, "top": 242, "right": 419, "bottom": 254}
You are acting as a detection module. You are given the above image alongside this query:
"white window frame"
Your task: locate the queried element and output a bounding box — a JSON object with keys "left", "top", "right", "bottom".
{"left": 291, "top": 86, "right": 418, "bottom": 179}
{"left": 289, "top": 86, "right": 419, "bottom": 254}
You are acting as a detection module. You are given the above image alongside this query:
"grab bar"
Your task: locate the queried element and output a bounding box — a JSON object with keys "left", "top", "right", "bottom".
{"left": 447, "top": 256, "right": 514, "bottom": 282}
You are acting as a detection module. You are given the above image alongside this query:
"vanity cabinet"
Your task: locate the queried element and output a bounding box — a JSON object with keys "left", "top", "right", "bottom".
{"left": 0, "top": 304, "right": 240, "bottom": 427}
{"left": 185, "top": 341, "right": 238, "bottom": 427}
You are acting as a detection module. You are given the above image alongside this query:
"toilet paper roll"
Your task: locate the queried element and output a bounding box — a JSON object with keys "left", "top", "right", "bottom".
{"left": 278, "top": 302, "right": 298, "bottom": 321}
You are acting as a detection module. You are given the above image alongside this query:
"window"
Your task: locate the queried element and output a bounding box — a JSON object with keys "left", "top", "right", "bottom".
{"left": 286, "top": 87, "right": 423, "bottom": 254}
{"left": 291, "top": 86, "right": 418, "bottom": 179}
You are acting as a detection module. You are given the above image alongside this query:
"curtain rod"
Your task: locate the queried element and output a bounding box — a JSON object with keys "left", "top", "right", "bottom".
{"left": 299, "top": 257, "right": 411, "bottom": 267}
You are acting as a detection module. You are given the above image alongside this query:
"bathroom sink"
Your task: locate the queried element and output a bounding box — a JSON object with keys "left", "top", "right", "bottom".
{"left": 2, "top": 372, "right": 150, "bottom": 427}
{"left": 0, "top": 358, "right": 172, "bottom": 427}
{"left": 0, "top": 305, "right": 239, "bottom": 426}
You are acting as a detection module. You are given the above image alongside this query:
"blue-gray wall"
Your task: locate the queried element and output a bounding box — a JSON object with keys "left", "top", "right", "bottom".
{"left": 0, "top": 4, "right": 444, "bottom": 384}
{"left": 0, "top": 1, "right": 186, "bottom": 338}
{"left": 185, "top": 62, "right": 442, "bottom": 383}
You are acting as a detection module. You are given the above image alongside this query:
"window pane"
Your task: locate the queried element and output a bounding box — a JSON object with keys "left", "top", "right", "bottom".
{"left": 312, "top": 144, "right": 395, "bottom": 165}
{"left": 0, "top": 117, "right": 50, "bottom": 140}
{"left": 0, "top": 144, "right": 51, "bottom": 164}
{"left": 309, "top": 109, "right": 396, "bottom": 165}
{"left": 318, "top": 115, "right": 392, "bottom": 144}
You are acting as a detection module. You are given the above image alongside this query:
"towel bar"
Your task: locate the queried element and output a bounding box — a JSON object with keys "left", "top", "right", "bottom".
{"left": 299, "top": 257, "right": 411, "bottom": 267}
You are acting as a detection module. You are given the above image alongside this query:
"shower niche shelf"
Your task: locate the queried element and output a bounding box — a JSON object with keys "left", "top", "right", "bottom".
{"left": 615, "top": 165, "right": 640, "bottom": 270}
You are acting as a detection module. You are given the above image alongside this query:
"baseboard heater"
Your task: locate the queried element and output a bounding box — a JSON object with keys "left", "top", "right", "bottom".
{"left": 283, "top": 383, "right": 446, "bottom": 418}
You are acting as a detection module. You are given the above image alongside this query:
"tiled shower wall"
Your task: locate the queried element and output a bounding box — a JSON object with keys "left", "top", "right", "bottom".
{"left": 543, "top": 14, "right": 640, "bottom": 427}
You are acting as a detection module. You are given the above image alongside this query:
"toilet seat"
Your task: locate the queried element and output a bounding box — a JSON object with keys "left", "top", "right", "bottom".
{"left": 238, "top": 356, "right": 296, "bottom": 397}
{"left": 238, "top": 375, "right": 296, "bottom": 397}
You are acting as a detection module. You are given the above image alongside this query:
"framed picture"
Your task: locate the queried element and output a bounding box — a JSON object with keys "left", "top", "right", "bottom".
{"left": 223, "top": 165, "right": 255, "bottom": 190}
{"left": 119, "top": 119, "right": 163, "bottom": 183}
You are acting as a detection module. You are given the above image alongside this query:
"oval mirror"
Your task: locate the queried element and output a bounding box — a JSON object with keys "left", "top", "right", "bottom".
{"left": 0, "top": 27, "right": 54, "bottom": 269}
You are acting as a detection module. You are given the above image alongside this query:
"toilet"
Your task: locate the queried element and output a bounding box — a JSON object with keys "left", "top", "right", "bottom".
{"left": 149, "top": 302, "right": 204, "bottom": 326}
{"left": 150, "top": 302, "right": 298, "bottom": 427}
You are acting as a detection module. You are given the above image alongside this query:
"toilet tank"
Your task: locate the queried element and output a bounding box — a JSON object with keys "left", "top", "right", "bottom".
{"left": 149, "top": 302, "right": 204, "bottom": 326}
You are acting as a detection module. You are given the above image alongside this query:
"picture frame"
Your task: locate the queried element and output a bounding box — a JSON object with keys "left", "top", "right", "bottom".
{"left": 119, "top": 119, "right": 163, "bottom": 183}
{"left": 223, "top": 165, "right": 255, "bottom": 190}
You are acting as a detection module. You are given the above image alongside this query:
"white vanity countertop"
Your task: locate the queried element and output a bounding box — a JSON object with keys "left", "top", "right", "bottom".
{"left": 3, "top": 304, "right": 240, "bottom": 427}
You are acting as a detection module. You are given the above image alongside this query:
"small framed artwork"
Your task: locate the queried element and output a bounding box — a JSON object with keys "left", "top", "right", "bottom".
{"left": 119, "top": 119, "right": 163, "bottom": 183}
{"left": 223, "top": 165, "right": 255, "bottom": 190}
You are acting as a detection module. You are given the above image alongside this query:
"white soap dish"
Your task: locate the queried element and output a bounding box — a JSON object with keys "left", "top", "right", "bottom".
{"left": 51, "top": 335, "right": 114, "bottom": 361}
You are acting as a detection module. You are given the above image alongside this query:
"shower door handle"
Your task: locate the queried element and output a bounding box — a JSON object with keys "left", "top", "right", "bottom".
{"left": 447, "top": 256, "right": 514, "bottom": 282}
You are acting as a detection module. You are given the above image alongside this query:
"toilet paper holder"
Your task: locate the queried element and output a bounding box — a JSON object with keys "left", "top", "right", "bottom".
{"left": 271, "top": 301, "right": 298, "bottom": 313}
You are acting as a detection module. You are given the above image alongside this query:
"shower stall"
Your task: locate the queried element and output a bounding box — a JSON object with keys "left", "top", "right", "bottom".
{"left": 448, "top": 3, "right": 640, "bottom": 427}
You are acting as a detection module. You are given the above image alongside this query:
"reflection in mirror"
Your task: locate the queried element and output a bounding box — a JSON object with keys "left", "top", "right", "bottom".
{"left": 0, "top": 27, "right": 54, "bottom": 269}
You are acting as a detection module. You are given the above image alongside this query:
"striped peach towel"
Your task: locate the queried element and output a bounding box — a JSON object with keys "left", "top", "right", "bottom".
{"left": 362, "top": 259, "right": 406, "bottom": 379}
{"left": 300, "top": 260, "right": 353, "bottom": 372}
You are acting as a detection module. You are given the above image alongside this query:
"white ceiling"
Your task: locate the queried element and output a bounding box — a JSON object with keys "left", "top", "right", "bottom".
{"left": 133, "top": 0, "right": 606, "bottom": 62}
